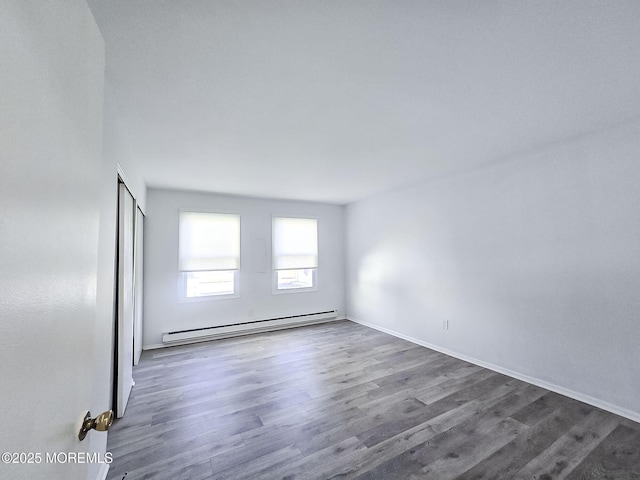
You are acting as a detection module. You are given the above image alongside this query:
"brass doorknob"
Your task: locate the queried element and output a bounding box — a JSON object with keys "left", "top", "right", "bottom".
{"left": 78, "top": 410, "right": 113, "bottom": 441}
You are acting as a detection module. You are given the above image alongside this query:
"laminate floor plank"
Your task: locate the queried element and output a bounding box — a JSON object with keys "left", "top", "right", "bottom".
{"left": 415, "top": 417, "right": 527, "bottom": 479}
{"left": 513, "top": 409, "right": 621, "bottom": 479}
{"left": 129, "top": 459, "right": 214, "bottom": 480}
{"left": 349, "top": 384, "right": 547, "bottom": 480}
{"left": 105, "top": 320, "right": 640, "bottom": 480}
{"left": 457, "top": 403, "right": 594, "bottom": 479}
{"left": 355, "top": 378, "right": 522, "bottom": 449}
{"left": 210, "top": 444, "right": 303, "bottom": 480}
{"left": 108, "top": 433, "right": 244, "bottom": 480}
{"left": 253, "top": 436, "right": 369, "bottom": 480}
{"left": 566, "top": 424, "right": 640, "bottom": 480}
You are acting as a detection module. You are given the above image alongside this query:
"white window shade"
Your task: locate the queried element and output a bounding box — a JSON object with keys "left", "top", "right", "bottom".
{"left": 273, "top": 217, "right": 318, "bottom": 270}
{"left": 179, "top": 212, "right": 240, "bottom": 272}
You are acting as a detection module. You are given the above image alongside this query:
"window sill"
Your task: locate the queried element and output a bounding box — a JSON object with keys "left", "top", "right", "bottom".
{"left": 179, "top": 292, "right": 239, "bottom": 303}
{"left": 272, "top": 286, "right": 318, "bottom": 295}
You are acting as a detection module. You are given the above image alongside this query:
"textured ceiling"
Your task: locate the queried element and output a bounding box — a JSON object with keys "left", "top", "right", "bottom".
{"left": 90, "top": 0, "right": 640, "bottom": 204}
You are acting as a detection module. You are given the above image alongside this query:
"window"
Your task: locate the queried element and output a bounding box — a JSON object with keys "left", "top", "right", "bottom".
{"left": 276, "top": 269, "right": 315, "bottom": 290}
{"left": 185, "top": 270, "right": 235, "bottom": 297}
{"left": 179, "top": 211, "right": 240, "bottom": 298}
{"left": 273, "top": 216, "right": 317, "bottom": 292}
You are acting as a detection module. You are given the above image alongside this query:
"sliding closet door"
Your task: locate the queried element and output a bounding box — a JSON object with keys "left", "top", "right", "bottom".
{"left": 133, "top": 206, "right": 144, "bottom": 366}
{"left": 116, "top": 182, "right": 135, "bottom": 417}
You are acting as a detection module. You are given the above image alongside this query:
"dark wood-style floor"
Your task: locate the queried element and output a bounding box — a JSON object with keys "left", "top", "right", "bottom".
{"left": 106, "top": 320, "right": 640, "bottom": 480}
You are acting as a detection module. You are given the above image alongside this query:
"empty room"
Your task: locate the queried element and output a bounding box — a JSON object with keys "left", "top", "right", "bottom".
{"left": 2, "top": 1, "right": 640, "bottom": 480}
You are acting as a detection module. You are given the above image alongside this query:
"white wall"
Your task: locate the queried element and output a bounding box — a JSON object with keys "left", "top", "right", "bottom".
{"left": 144, "top": 189, "right": 345, "bottom": 348}
{"left": 346, "top": 120, "right": 640, "bottom": 421}
{"left": 0, "top": 2, "right": 109, "bottom": 479}
{"left": 103, "top": 78, "right": 147, "bottom": 212}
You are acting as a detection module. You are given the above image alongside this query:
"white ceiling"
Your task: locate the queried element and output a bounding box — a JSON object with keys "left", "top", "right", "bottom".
{"left": 89, "top": 0, "right": 640, "bottom": 205}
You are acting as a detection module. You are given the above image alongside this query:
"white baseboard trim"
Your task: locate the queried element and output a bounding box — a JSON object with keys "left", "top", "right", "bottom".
{"left": 347, "top": 316, "right": 640, "bottom": 424}
{"left": 95, "top": 463, "right": 109, "bottom": 480}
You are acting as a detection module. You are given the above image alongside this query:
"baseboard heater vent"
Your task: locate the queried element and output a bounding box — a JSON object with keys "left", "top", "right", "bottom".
{"left": 162, "top": 310, "right": 339, "bottom": 345}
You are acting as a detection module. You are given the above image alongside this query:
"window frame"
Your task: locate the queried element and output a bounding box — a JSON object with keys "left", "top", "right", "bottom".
{"left": 178, "top": 209, "right": 241, "bottom": 302}
{"left": 179, "top": 269, "right": 240, "bottom": 302}
{"left": 271, "top": 215, "right": 319, "bottom": 295}
{"left": 272, "top": 268, "right": 318, "bottom": 294}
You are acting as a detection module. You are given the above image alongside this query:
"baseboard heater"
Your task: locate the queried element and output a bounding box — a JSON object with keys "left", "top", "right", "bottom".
{"left": 162, "top": 310, "right": 339, "bottom": 345}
